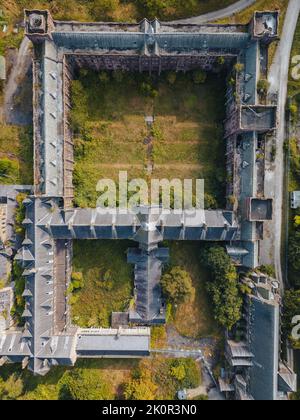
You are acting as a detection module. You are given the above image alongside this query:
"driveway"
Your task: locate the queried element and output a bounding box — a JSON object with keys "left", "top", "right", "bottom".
{"left": 261, "top": 0, "right": 300, "bottom": 287}
{"left": 170, "top": 0, "right": 256, "bottom": 24}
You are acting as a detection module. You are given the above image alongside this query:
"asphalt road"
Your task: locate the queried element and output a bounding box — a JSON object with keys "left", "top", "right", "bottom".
{"left": 265, "top": 0, "right": 300, "bottom": 288}
{"left": 170, "top": 0, "right": 256, "bottom": 24}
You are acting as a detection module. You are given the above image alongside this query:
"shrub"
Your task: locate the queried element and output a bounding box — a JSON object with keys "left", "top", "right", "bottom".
{"left": 0, "top": 158, "right": 18, "bottom": 181}
{"left": 166, "top": 71, "right": 177, "bottom": 85}
{"left": 192, "top": 69, "right": 207, "bottom": 84}
{"left": 71, "top": 272, "right": 84, "bottom": 290}
{"left": 257, "top": 79, "right": 270, "bottom": 97}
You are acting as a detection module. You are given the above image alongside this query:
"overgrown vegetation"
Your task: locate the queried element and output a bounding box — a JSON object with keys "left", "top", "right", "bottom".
{"left": 1, "top": 0, "right": 237, "bottom": 25}
{"left": 200, "top": 245, "right": 242, "bottom": 330}
{"left": 166, "top": 242, "right": 219, "bottom": 339}
{"left": 0, "top": 356, "right": 201, "bottom": 400}
{"left": 71, "top": 240, "right": 133, "bottom": 328}
{"left": 161, "top": 266, "right": 195, "bottom": 305}
{"left": 71, "top": 70, "right": 227, "bottom": 209}
{"left": 283, "top": 290, "right": 300, "bottom": 349}
{"left": 0, "top": 125, "right": 33, "bottom": 185}
{"left": 124, "top": 357, "right": 201, "bottom": 400}
{"left": 10, "top": 260, "right": 25, "bottom": 326}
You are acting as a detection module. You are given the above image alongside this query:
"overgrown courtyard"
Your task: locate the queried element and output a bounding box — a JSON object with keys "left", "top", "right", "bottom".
{"left": 72, "top": 70, "right": 227, "bottom": 209}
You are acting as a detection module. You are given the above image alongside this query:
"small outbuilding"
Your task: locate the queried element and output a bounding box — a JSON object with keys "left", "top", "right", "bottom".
{"left": 291, "top": 191, "right": 300, "bottom": 209}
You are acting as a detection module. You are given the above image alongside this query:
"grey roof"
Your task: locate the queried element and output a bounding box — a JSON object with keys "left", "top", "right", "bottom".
{"left": 76, "top": 328, "right": 150, "bottom": 357}
{"left": 248, "top": 294, "right": 280, "bottom": 401}
{"left": 0, "top": 9, "right": 284, "bottom": 378}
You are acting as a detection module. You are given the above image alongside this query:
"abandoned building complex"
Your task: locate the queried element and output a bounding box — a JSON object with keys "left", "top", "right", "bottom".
{"left": 0, "top": 9, "right": 296, "bottom": 400}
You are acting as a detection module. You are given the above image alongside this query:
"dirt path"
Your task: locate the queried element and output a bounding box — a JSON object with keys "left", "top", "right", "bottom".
{"left": 4, "top": 37, "right": 32, "bottom": 125}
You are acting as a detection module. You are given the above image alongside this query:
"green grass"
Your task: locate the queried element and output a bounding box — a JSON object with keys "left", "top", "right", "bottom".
{"left": 72, "top": 70, "right": 226, "bottom": 209}
{"left": 166, "top": 241, "right": 220, "bottom": 339}
{"left": 71, "top": 240, "right": 134, "bottom": 328}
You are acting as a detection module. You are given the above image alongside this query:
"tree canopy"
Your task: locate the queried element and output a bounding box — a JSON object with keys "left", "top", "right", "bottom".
{"left": 58, "top": 369, "right": 114, "bottom": 400}
{"left": 161, "top": 266, "right": 195, "bottom": 304}
{"left": 200, "top": 245, "right": 242, "bottom": 330}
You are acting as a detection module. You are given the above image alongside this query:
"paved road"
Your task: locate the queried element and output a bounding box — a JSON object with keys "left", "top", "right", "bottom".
{"left": 170, "top": 0, "right": 256, "bottom": 24}
{"left": 263, "top": 0, "right": 300, "bottom": 287}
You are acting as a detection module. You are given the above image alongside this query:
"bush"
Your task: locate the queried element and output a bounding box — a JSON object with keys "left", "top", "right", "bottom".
{"left": 161, "top": 267, "right": 195, "bottom": 304}
{"left": 0, "top": 374, "right": 24, "bottom": 400}
{"left": 257, "top": 79, "right": 270, "bottom": 97}
{"left": 192, "top": 70, "right": 207, "bottom": 84}
{"left": 71, "top": 272, "right": 84, "bottom": 288}
{"left": 0, "top": 158, "right": 18, "bottom": 181}
{"left": 124, "top": 370, "right": 157, "bottom": 400}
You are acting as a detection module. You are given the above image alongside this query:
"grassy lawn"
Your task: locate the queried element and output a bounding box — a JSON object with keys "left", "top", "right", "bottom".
{"left": 166, "top": 242, "right": 220, "bottom": 339}
{"left": 0, "top": 124, "right": 33, "bottom": 185}
{"left": 71, "top": 240, "right": 134, "bottom": 328}
{"left": 72, "top": 70, "right": 226, "bottom": 209}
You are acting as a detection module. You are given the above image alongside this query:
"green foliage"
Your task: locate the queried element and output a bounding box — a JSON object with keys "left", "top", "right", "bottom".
{"left": 71, "top": 240, "right": 132, "bottom": 327}
{"left": 125, "top": 357, "right": 200, "bottom": 400}
{"left": 124, "top": 369, "right": 158, "bottom": 400}
{"left": 0, "top": 158, "right": 19, "bottom": 182}
{"left": 234, "top": 62, "right": 244, "bottom": 73}
{"left": 161, "top": 266, "right": 195, "bottom": 305}
{"left": 289, "top": 231, "right": 300, "bottom": 275}
{"left": 204, "top": 193, "right": 217, "bottom": 209}
{"left": 283, "top": 290, "right": 300, "bottom": 347}
{"left": 70, "top": 272, "right": 84, "bottom": 291}
{"left": 15, "top": 192, "right": 27, "bottom": 236}
{"left": 257, "top": 79, "right": 270, "bottom": 97}
{"left": 0, "top": 374, "right": 23, "bottom": 400}
{"left": 200, "top": 245, "right": 242, "bottom": 330}
{"left": 10, "top": 261, "right": 25, "bottom": 326}
{"left": 257, "top": 264, "right": 276, "bottom": 277}
{"left": 166, "top": 71, "right": 177, "bottom": 85}
{"left": 58, "top": 369, "right": 114, "bottom": 400}
{"left": 192, "top": 69, "right": 207, "bottom": 84}
{"left": 92, "top": 0, "right": 120, "bottom": 20}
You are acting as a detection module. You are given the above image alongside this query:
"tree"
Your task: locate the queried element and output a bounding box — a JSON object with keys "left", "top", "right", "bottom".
{"left": 283, "top": 290, "right": 300, "bottom": 346}
{"left": 58, "top": 369, "right": 113, "bottom": 400}
{"left": 192, "top": 69, "right": 207, "bottom": 84}
{"left": 234, "top": 62, "right": 244, "bottom": 73}
{"left": 257, "top": 79, "right": 270, "bottom": 97}
{"left": 200, "top": 246, "right": 242, "bottom": 330}
{"left": 289, "top": 231, "right": 300, "bottom": 273}
{"left": 161, "top": 267, "right": 195, "bottom": 304}
{"left": 124, "top": 370, "right": 157, "bottom": 400}
{"left": 0, "top": 374, "right": 24, "bottom": 400}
